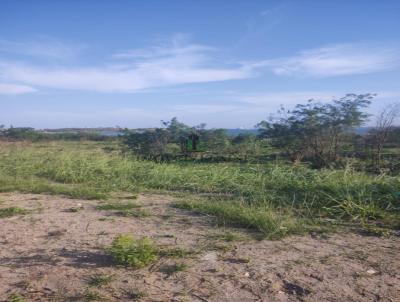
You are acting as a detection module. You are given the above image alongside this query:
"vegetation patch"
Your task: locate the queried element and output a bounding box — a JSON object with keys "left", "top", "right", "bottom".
{"left": 175, "top": 199, "right": 304, "bottom": 240}
{"left": 88, "top": 274, "right": 114, "bottom": 287}
{"left": 116, "top": 208, "right": 151, "bottom": 217}
{"left": 96, "top": 202, "right": 139, "bottom": 211}
{"left": 83, "top": 289, "right": 105, "bottom": 301}
{"left": 207, "top": 231, "right": 244, "bottom": 242}
{"left": 7, "top": 294, "right": 26, "bottom": 302}
{"left": 0, "top": 207, "right": 29, "bottom": 218}
{"left": 106, "top": 234, "right": 157, "bottom": 268}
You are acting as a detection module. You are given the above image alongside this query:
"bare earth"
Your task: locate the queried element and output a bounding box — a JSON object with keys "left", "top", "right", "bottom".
{"left": 0, "top": 193, "right": 399, "bottom": 302}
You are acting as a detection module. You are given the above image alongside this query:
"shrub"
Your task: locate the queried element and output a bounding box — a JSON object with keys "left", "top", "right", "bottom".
{"left": 107, "top": 234, "right": 156, "bottom": 268}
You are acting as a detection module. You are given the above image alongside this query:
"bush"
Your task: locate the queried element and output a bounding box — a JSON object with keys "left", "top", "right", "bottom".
{"left": 107, "top": 234, "right": 156, "bottom": 268}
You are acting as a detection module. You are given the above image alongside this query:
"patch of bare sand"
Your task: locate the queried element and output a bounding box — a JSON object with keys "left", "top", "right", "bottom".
{"left": 0, "top": 193, "right": 399, "bottom": 301}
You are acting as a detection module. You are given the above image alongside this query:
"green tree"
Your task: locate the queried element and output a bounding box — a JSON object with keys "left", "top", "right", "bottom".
{"left": 257, "top": 94, "right": 373, "bottom": 167}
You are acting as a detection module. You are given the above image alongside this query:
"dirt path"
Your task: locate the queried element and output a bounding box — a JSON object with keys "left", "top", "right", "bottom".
{"left": 0, "top": 193, "right": 399, "bottom": 301}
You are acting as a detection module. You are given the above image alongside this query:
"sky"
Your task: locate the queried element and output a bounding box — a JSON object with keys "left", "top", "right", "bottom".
{"left": 1, "top": 0, "right": 400, "bottom": 129}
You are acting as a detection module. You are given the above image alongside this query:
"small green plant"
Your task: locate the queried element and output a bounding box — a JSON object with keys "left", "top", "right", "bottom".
{"left": 83, "top": 289, "right": 105, "bottom": 301}
{"left": 173, "top": 262, "right": 188, "bottom": 272}
{"left": 65, "top": 207, "right": 83, "bottom": 213}
{"left": 96, "top": 202, "right": 139, "bottom": 211}
{"left": 88, "top": 274, "right": 114, "bottom": 287}
{"left": 116, "top": 209, "right": 151, "bottom": 218}
{"left": 107, "top": 234, "right": 157, "bottom": 268}
{"left": 8, "top": 294, "right": 26, "bottom": 302}
{"left": 126, "top": 289, "right": 148, "bottom": 300}
{"left": 160, "top": 262, "right": 188, "bottom": 275}
{"left": 0, "top": 207, "right": 29, "bottom": 218}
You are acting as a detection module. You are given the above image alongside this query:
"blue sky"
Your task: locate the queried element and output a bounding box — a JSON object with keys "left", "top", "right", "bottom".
{"left": 1, "top": 0, "right": 400, "bottom": 128}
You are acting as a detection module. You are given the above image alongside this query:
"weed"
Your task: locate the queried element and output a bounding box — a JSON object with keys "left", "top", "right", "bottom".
{"left": 83, "top": 289, "right": 105, "bottom": 301}
{"left": 0, "top": 207, "right": 29, "bottom": 218}
{"left": 175, "top": 199, "right": 303, "bottom": 239}
{"left": 96, "top": 202, "right": 139, "bottom": 211}
{"left": 116, "top": 208, "right": 151, "bottom": 218}
{"left": 8, "top": 294, "right": 26, "bottom": 302}
{"left": 126, "top": 289, "right": 148, "bottom": 300}
{"left": 88, "top": 274, "right": 114, "bottom": 287}
{"left": 65, "top": 207, "right": 83, "bottom": 212}
{"left": 107, "top": 234, "right": 157, "bottom": 268}
{"left": 160, "top": 262, "right": 188, "bottom": 275}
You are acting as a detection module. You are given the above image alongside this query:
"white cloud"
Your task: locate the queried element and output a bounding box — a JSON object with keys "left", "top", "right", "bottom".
{"left": 0, "top": 37, "right": 84, "bottom": 59}
{"left": 0, "top": 36, "right": 252, "bottom": 93}
{"left": 261, "top": 43, "right": 400, "bottom": 77}
{"left": 0, "top": 83, "right": 37, "bottom": 95}
{"left": 1, "top": 38, "right": 399, "bottom": 94}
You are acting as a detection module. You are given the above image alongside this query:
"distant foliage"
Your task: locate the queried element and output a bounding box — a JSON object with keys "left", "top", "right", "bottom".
{"left": 257, "top": 94, "right": 373, "bottom": 167}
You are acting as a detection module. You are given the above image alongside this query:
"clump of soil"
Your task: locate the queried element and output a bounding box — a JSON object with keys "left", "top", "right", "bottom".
{"left": 0, "top": 193, "right": 399, "bottom": 301}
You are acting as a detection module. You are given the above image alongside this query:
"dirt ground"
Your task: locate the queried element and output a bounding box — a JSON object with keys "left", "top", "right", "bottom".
{"left": 0, "top": 193, "right": 399, "bottom": 302}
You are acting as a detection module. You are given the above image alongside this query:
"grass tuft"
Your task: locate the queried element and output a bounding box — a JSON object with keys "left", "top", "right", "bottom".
{"left": 88, "top": 274, "right": 114, "bottom": 287}
{"left": 0, "top": 207, "right": 29, "bottom": 218}
{"left": 175, "top": 199, "right": 304, "bottom": 239}
{"left": 96, "top": 202, "right": 139, "bottom": 211}
{"left": 107, "top": 234, "right": 157, "bottom": 268}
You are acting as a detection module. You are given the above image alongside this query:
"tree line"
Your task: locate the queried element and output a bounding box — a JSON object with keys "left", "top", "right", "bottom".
{"left": 1, "top": 93, "right": 399, "bottom": 172}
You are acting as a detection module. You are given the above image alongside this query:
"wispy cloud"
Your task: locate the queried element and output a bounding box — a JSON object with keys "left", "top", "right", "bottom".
{"left": 0, "top": 83, "right": 37, "bottom": 95}
{"left": 262, "top": 43, "right": 400, "bottom": 77}
{"left": 0, "top": 37, "right": 85, "bottom": 60}
{"left": 0, "top": 35, "right": 252, "bottom": 93}
{"left": 1, "top": 38, "right": 399, "bottom": 95}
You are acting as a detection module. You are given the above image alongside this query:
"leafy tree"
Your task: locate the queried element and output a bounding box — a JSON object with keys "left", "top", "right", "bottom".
{"left": 367, "top": 102, "right": 400, "bottom": 171}
{"left": 121, "top": 128, "right": 170, "bottom": 160}
{"left": 257, "top": 94, "right": 373, "bottom": 166}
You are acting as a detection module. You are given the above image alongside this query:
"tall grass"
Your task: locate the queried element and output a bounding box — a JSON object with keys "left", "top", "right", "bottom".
{"left": 0, "top": 141, "right": 399, "bottom": 236}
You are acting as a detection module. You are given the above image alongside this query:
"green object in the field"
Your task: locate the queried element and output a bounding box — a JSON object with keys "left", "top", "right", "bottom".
{"left": 186, "top": 134, "right": 200, "bottom": 152}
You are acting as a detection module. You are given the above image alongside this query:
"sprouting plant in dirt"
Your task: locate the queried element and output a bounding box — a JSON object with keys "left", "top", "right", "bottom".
{"left": 96, "top": 202, "right": 139, "bottom": 211}
{"left": 88, "top": 273, "right": 114, "bottom": 287}
{"left": 208, "top": 231, "right": 243, "bottom": 242}
{"left": 83, "top": 289, "right": 105, "bottom": 301}
{"left": 106, "top": 234, "right": 157, "bottom": 268}
{"left": 0, "top": 207, "right": 29, "bottom": 218}
{"left": 8, "top": 294, "right": 26, "bottom": 302}
{"left": 116, "top": 208, "right": 151, "bottom": 218}
{"left": 160, "top": 262, "right": 188, "bottom": 276}
{"left": 126, "top": 289, "right": 148, "bottom": 301}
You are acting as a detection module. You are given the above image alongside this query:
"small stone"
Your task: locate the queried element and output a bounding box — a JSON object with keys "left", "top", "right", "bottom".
{"left": 367, "top": 269, "right": 377, "bottom": 275}
{"left": 244, "top": 272, "right": 250, "bottom": 277}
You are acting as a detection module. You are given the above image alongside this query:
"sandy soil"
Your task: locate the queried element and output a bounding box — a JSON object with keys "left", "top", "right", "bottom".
{"left": 0, "top": 193, "right": 399, "bottom": 302}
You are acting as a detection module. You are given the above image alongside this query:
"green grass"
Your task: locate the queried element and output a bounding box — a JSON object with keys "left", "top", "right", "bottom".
{"left": 7, "top": 294, "right": 26, "bottom": 302}
{"left": 116, "top": 208, "right": 151, "bottom": 217}
{"left": 0, "top": 141, "right": 399, "bottom": 238}
{"left": 107, "top": 234, "right": 157, "bottom": 268}
{"left": 175, "top": 199, "right": 304, "bottom": 239}
{"left": 83, "top": 289, "right": 105, "bottom": 301}
{"left": 88, "top": 274, "right": 114, "bottom": 287}
{"left": 0, "top": 207, "right": 29, "bottom": 218}
{"left": 96, "top": 202, "right": 139, "bottom": 211}
{"left": 96, "top": 202, "right": 150, "bottom": 217}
